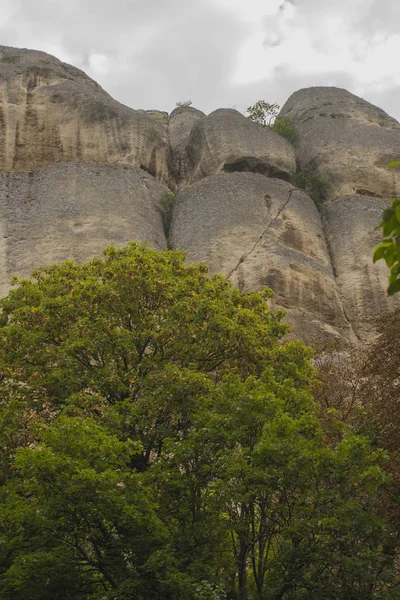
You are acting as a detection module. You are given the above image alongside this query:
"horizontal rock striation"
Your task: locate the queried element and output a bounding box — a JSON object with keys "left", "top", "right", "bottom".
{"left": 1, "top": 45, "right": 399, "bottom": 343}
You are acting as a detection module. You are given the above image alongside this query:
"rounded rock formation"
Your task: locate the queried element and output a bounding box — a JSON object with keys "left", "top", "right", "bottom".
{"left": 280, "top": 86, "right": 400, "bottom": 201}
{"left": 0, "top": 45, "right": 172, "bottom": 185}
{"left": 184, "top": 108, "right": 296, "bottom": 185}
{"left": 170, "top": 172, "right": 354, "bottom": 342}
{"left": 0, "top": 161, "right": 170, "bottom": 298}
{"left": 168, "top": 105, "right": 205, "bottom": 184}
{"left": 1, "top": 45, "right": 399, "bottom": 344}
{"left": 322, "top": 194, "right": 399, "bottom": 340}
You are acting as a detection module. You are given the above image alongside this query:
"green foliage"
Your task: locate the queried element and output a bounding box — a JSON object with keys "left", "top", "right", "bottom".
{"left": 152, "top": 112, "right": 169, "bottom": 123}
{"left": 0, "top": 244, "right": 398, "bottom": 599}
{"left": 158, "top": 372, "right": 397, "bottom": 600}
{"left": 159, "top": 191, "right": 176, "bottom": 238}
{"left": 246, "top": 100, "right": 279, "bottom": 126}
{"left": 176, "top": 100, "right": 193, "bottom": 107}
{"left": 271, "top": 116, "right": 297, "bottom": 143}
{"left": 295, "top": 171, "right": 329, "bottom": 207}
{"left": 246, "top": 101, "right": 297, "bottom": 143}
{"left": 373, "top": 198, "right": 400, "bottom": 294}
{"left": 373, "top": 161, "right": 400, "bottom": 296}
{"left": 373, "top": 160, "right": 400, "bottom": 294}
{"left": 1, "top": 417, "right": 168, "bottom": 599}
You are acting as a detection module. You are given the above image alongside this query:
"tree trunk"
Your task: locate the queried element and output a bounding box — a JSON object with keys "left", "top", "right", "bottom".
{"left": 238, "top": 542, "right": 248, "bottom": 600}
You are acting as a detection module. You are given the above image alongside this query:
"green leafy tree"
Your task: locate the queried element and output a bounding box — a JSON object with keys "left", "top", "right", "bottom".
{"left": 0, "top": 243, "right": 288, "bottom": 598}
{"left": 158, "top": 370, "right": 398, "bottom": 600}
{"left": 357, "top": 309, "right": 400, "bottom": 479}
{"left": 0, "top": 417, "right": 174, "bottom": 600}
{"left": 373, "top": 197, "right": 400, "bottom": 295}
{"left": 246, "top": 101, "right": 296, "bottom": 143}
{"left": 0, "top": 243, "right": 286, "bottom": 449}
{"left": 0, "top": 244, "right": 398, "bottom": 599}
{"left": 246, "top": 101, "right": 280, "bottom": 127}
{"left": 373, "top": 161, "right": 400, "bottom": 295}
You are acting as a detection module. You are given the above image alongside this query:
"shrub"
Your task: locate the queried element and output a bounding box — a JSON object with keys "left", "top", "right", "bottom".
{"left": 271, "top": 116, "right": 296, "bottom": 143}
{"left": 373, "top": 162, "right": 400, "bottom": 295}
{"left": 246, "top": 100, "right": 279, "bottom": 127}
{"left": 246, "top": 100, "right": 296, "bottom": 143}
{"left": 159, "top": 191, "right": 176, "bottom": 239}
{"left": 295, "top": 171, "right": 328, "bottom": 207}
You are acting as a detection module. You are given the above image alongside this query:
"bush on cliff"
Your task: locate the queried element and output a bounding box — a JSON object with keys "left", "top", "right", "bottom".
{"left": 295, "top": 171, "right": 329, "bottom": 207}
{"left": 0, "top": 244, "right": 398, "bottom": 599}
{"left": 246, "top": 100, "right": 297, "bottom": 143}
{"left": 374, "top": 195, "right": 400, "bottom": 295}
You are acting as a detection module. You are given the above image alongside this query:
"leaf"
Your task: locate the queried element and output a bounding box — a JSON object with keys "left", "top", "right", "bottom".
{"left": 373, "top": 242, "right": 393, "bottom": 262}
{"left": 386, "top": 252, "right": 397, "bottom": 268}
{"left": 383, "top": 215, "right": 399, "bottom": 237}
{"left": 388, "top": 278, "right": 400, "bottom": 295}
{"left": 382, "top": 208, "right": 395, "bottom": 222}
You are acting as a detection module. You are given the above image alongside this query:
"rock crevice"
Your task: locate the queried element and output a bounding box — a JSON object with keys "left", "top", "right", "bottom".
{"left": 226, "top": 187, "right": 298, "bottom": 282}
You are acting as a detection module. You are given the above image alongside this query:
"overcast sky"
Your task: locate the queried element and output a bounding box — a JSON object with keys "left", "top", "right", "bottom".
{"left": 1, "top": 0, "right": 400, "bottom": 120}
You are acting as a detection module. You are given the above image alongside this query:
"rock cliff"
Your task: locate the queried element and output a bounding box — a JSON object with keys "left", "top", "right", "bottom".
{"left": 1, "top": 45, "right": 399, "bottom": 343}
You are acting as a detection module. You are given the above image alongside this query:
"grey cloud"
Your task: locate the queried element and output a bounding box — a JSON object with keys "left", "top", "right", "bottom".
{"left": 361, "top": 85, "right": 400, "bottom": 121}
{"left": 358, "top": 2, "right": 400, "bottom": 36}
{"left": 277, "top": 0, "right": 400, "bottom": 37}
{"left": 102, "top": 5, "right": 250, "bottom": 112}
{"left": 231, "top": 66, "right": 357, "bottom": 116}
{"left": 0, "top": 0, "right": 250, "bottom": 114}
{"left": 0, "top": 0, "right": 399, "bottom": 122}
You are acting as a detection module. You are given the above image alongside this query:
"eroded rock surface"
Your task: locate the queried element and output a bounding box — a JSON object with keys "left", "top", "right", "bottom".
{"left": 1, "top": 45, "right": 399, "bottom": 343}
{"left": 170, "top": 172, "right": 355, "bottom": 342}
{"left": 184, "top": 109, "right": 296, "bottom": 185}
{"left": 0, "top": 45, "right": 171, "bottom": 185}
{"left": 322, "top": 195, "right": 399, "bottom": 340}
{"left": 280, "top": 86, "right": 400, "bottom": 201}
{"left": 0, "top": 162, "right": 169, "bottom": 298}
{"left": 168, "top": 106, "right": 205, "bottom": 184}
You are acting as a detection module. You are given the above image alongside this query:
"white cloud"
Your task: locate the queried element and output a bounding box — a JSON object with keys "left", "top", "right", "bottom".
{"left": 211, "top": 0, "right": 282, "bottom": 22}
{"left": 235, "top": 0, "right": 400, "bottom": 84}
{"left": 0, "top": 0, "right": 399, "bottom": 120}
{"left": 231, "top": 0, "right": 400, "bottom": 118}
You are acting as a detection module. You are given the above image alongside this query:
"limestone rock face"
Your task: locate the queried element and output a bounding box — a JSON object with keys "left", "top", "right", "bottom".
{"left": 0, "top": 162, "right": 169, "bottom": 298}
{"left": 322, "top": 195, "right": 399, "bottom": 340}
{"left": 184, "top": 109, "right": 296, "bottom": 185}
{"left": 280, "top": 86, "right": 400, "bottom": 201}
{"left": 0, "top": 46, "right": 171, "bottom": 185}
{"left": 1, "top": 45, "right": 399, "bottom": 344}
{"left": 168, "top": 106, "right": 205, "bottom": 184}
{"left": 170, "top": 172, "right": 355, "bottom": 342}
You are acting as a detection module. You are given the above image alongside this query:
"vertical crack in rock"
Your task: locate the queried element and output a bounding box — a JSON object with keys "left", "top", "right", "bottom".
{"left": 226, "top": 187, "right": 297, "bottom": 282}
{"left": 320, "top": 211, "right": 361, "bottom": 343}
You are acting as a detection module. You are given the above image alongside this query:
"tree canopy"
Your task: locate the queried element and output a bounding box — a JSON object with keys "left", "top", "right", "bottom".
{"left": 0, "top": 243, "right": 398, "bottom": 600}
